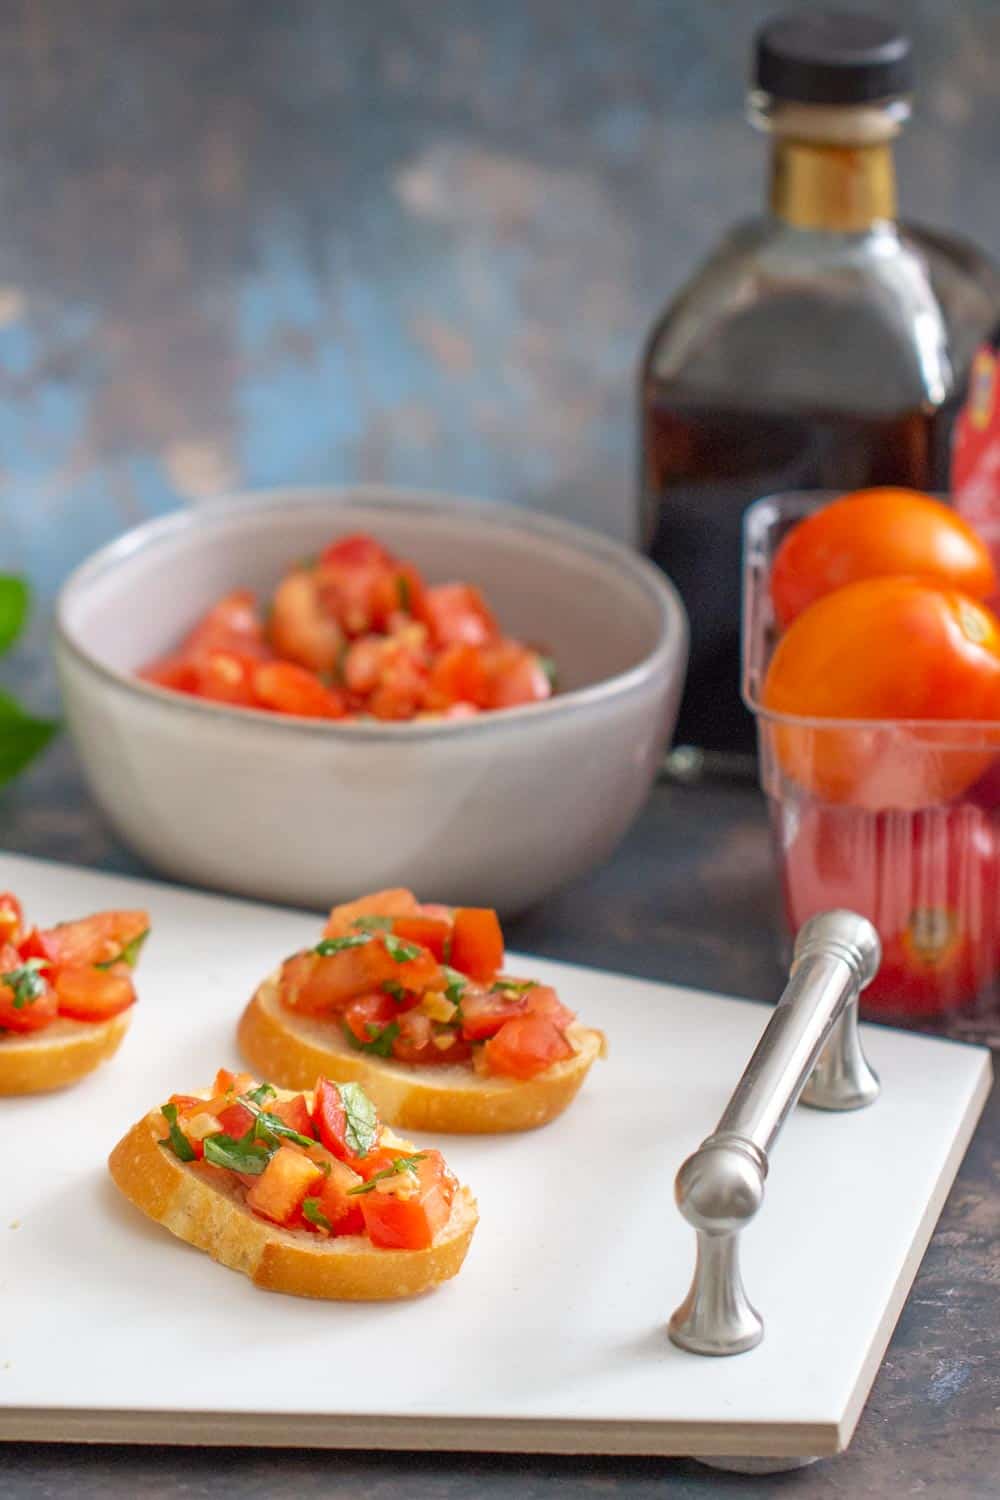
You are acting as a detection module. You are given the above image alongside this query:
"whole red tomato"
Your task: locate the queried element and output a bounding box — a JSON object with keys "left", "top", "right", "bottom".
{"left": 781, "top": 801, "right": 997, "bottom": 1020}
{"left": 770, "top": 488, "right": 997, "bottom": 628}
{"left": 761, "top": 578, "right": 1000, "bottom": 808}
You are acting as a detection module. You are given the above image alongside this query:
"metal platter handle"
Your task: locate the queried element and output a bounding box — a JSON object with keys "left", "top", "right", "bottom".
{"left": 668, "top": 910, "right": 881, "bottom": 1357}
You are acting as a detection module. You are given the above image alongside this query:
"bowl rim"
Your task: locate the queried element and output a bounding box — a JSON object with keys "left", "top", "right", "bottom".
{"left": 55, "top": 485, "right": 688, "bottom": 742}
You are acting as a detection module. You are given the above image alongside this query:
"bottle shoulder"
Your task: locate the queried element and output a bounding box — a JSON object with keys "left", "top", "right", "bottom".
{"left": 643, "top": 218, "right": 996, "bottom": 412}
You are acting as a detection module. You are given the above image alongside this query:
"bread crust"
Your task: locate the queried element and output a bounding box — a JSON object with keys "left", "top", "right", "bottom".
{"left": 237, "top": 974, "right": 606, "bottom": 1134}
{"left": 108, "top": 1098, "right": 478, "bottom": 1300}
{"left": 0, "top": 1013, "right": 131, "bottom": 1095}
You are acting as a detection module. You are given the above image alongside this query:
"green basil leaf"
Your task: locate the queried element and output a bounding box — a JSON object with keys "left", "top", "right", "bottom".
{"left": 302, "top": 1196, "right": 332, "bottom": 1232}
{"left": 245, "top": 1082, "right": 277, "bottom": 1107}
{"left": 537, "top": 654, "right": 557, "bottom": 690}
{"left": 338, "top": 1082, "right": 378, "bottom": 1158}
{"left": 159, "top": 1103, "right": 197, "bottom": 1163}
{"left": 343, "top": 1018, "right": 399, "bottom": 1059}
{"left": 490, "top": 978, "right": 537, "bottom": 996}
{"left": 203, "top": 1132, "right": 273, "bottom": 1175}
{"left": 314, "top": 933, "right": 372, "bottom": 957}
{"left": 384, "top": 933, "right": 422, "bottom": 964}
{"left": 347, "top": 1153, "right": 427, "bottom": 1196}
{"left": 441, "top": 966, "right": 467, "bottom": 1005}
{"left": 1, "top": 958, "right": 48, "bottom": 1008}
{"left": 353, "top": 914, "right": 394, "bottom": 933}
{"left": 97, "top": 929, "right": 149, "bottom": 971}
{"left": 396, "top": 573, "right": 412, "bottom": 611}
{"left": 382, "top": 979, "right": 407, "bottom": 1004}
{"left": 0, "top": 577, "right": 28, "bottom": 656}
{"left": 0, "top": 710, "right": 58, "bottom": 786}
{"left": 240, "top": 1099, "right": 316, "bottom": 1150}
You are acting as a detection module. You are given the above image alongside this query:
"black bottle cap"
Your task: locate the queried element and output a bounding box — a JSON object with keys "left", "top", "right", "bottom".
{"left": 755, "top": 10, "right": 912, "bottom": 105}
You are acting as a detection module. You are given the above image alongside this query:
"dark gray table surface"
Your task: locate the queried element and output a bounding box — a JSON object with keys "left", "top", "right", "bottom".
{"left": 1, "top": 2, "right": 998, "bottom": 1494}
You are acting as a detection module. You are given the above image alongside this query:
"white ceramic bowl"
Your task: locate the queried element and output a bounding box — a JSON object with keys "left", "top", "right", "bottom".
{"left": 55, "top": 488, "right": 687, "bottom": 913}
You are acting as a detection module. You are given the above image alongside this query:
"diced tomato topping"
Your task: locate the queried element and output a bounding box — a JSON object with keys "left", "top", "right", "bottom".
{"left": 343, "top": 992, "right": 401, "bottom": 1045}
{"left": 251, "top": 661, "right": 346, "bottom": 719}
{"left": 459, "top": 988, "right": 528, "bottom": 1042}
{"left": 369, "top": 562, "right": 426, "bottom": 631}
{"left": 215, "top": 1101, "right": 256, "bottom": 1138}
{"left": 319, "top": 534, "right": 393, "bottom": 570}
{"left": 53, "top": 965, "right": 136, "bottom": 1021}
{"left": 483, "top": 645, "right": 552, "bottom": 709}
{"left": 483, "top": 1015, "right": 575, "bottom": 1080}
{"left": 279, "top": 933, "right": 437, "bottom": 1015}
{"left": 391, "top": 1013, "right": 471, "bottom": 1066}
{"left": 167, "top": 1093, "right": 208, "bottom": 1119}
{"left": 420, "top": 584, "right": 499, "bottom": 650}
{"left": 449, "top": 908, "right": 504, "bottom": 982}
{"left": 323, "top": 889, "right": 419, "bottom": 939}
{"left": 245, "top": 1146, "right": 325, "bottom": 1227}
{"left": 213, "top": 1068, "right": 256, "bottom": 1097}
{"left": 358, "top": 1151, "right": 455, "bottom": 1251}
{"left": 34, "top": 910, "right": 149, "bottom": 972}
{"left": 0, "top": 943, "right": 58, "bottom": 1033}
{"left": 388, "top": 915, "right": 451, "bottom": 961}
{"left": 139, "top": 655, "right": 200, "bottom": 694}
{"left": 266, "top": 1093, "right": 315, "bottom": 1137}
{"left": 312, "top": 1077, "right": 380, "bottom": 1166}
{"left": 309, "top": 1157, "right": 365, "bottom": 1235}
{"left": 425, "top": 642, "right": 489, "bottom": 710}
{"left": 0, "top": 893, "right": 24, "bottom": 947}
{"left": 523, "top": 984, "right": 576, "bottom": 1030}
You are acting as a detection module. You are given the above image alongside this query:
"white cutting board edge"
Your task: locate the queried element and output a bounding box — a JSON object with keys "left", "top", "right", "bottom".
{"left": 0, "top": 850, "right": 992, "bottom": 1459}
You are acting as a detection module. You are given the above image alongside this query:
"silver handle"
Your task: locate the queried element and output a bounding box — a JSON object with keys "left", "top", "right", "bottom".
{"left": 668, "top": 910, "right": 881, "bottom": 1357}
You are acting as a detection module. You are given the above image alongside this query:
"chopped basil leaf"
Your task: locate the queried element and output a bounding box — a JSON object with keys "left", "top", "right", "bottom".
{"left": 396, "top": 573, "right": 412, "bottom": 612}
{"left": 339, "top": 1082, "right": 378, "bottom": 1158}
{"left": 441, "top": 966, "right": 467, "bottom": 1005}
{"left": 347, "top": 1154, "right": 427, "bottom": 1196}
{"left": 314, "top": 933, "right": 372, "bottom": 957}
{"left": 353, "top": 914, "right": 394, "bottom": 933}
{"left": 382, "top": 979, "right": 407, "bottom": 1004}
{"left": 343, "top": 1019, "right": 399, "bottom": 1059}
{"left": 490, "top": 978, "right": 537, "bottom": 996}
{"left": 302, "top": 1197, "right": 332, "bottom": 1232}
{"left": 159, "top": 1102, "right": 197, "bottom": 1163}
{"left": 384, "top": 933, "right": 422, "bottom": 964}
{"left": 538, "top": 654, "right": 557, "bottom": 689}
{"left": 203, "top": 1131, "right": 273, "bottom": 1175}
{"left": 2, "top": 958, "right": 48, "bottom": 1008}
{"left": 334, "top": 639, "right": 349, "bottom": 685}
{"left": 246, "top": 1082, "right": 277, "bottom": 1106}
{"left": 97, "top": 929, "right": 149, "bottom": 971}
{"left": 238, "top": 1098, "right": 316, "bottom": 1151}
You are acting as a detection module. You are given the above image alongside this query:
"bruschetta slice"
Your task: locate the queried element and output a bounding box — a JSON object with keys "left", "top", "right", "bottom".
{"left": 0, "top": 892, "right": 148, "bottom": 1095}
{"left": 109, "top": 1069, "right": 478, "bottom": 1300}
{"left": 237, "top": 889, "right": 605, "bottom": 1133}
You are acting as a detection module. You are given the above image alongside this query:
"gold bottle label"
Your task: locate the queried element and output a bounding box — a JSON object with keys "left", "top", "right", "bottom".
{"left": 770, "top": 139, "right": 896, "bottom": 232}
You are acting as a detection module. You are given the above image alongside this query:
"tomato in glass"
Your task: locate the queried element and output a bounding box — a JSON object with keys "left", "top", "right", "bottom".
{"left": 761, "top": 578, "right": 1000, "bottom": 808}
{"left": 770, "top": 489, "right": 998, "bottom": 629}
{"left": 782, "top": 801, "right": 997, "bottom": 1019}
{"left": 252, "top": 661, "right": 346, "bottom": 719}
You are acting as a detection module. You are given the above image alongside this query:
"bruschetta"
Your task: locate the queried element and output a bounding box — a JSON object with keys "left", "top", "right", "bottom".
{"left": 108, "top": 1069, "right": 478, "bottom": 1300}
{"left": 0, "top": 892, "right": 148, "bottom": 1095}
{"left": 237, "top": 889, "right": 605, "bottom": 1133}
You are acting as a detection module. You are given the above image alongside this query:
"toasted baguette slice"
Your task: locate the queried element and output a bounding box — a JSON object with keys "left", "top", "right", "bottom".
{"left": 238, "top": 974, "right": 606, "bottom": 1134}
{"left": 0, "top": 1013, "right": 131, "bottom": 1096}
{"left": 108, "top": 1092, "right": 478, "bottom": 1301}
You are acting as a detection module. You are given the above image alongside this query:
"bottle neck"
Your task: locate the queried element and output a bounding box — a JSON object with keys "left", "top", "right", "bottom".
{"left": 769, "top": 137, "right": 897, "bottom": 233}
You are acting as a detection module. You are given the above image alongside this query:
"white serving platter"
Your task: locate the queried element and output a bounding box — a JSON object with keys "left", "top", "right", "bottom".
{"left": 0, "top": 852, "right": 991, "bottom": 1460}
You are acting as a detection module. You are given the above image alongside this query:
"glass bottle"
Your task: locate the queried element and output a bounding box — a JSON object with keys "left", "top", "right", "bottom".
{"left": 640, "top": 10, "right": 1000, "bottom": 758}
